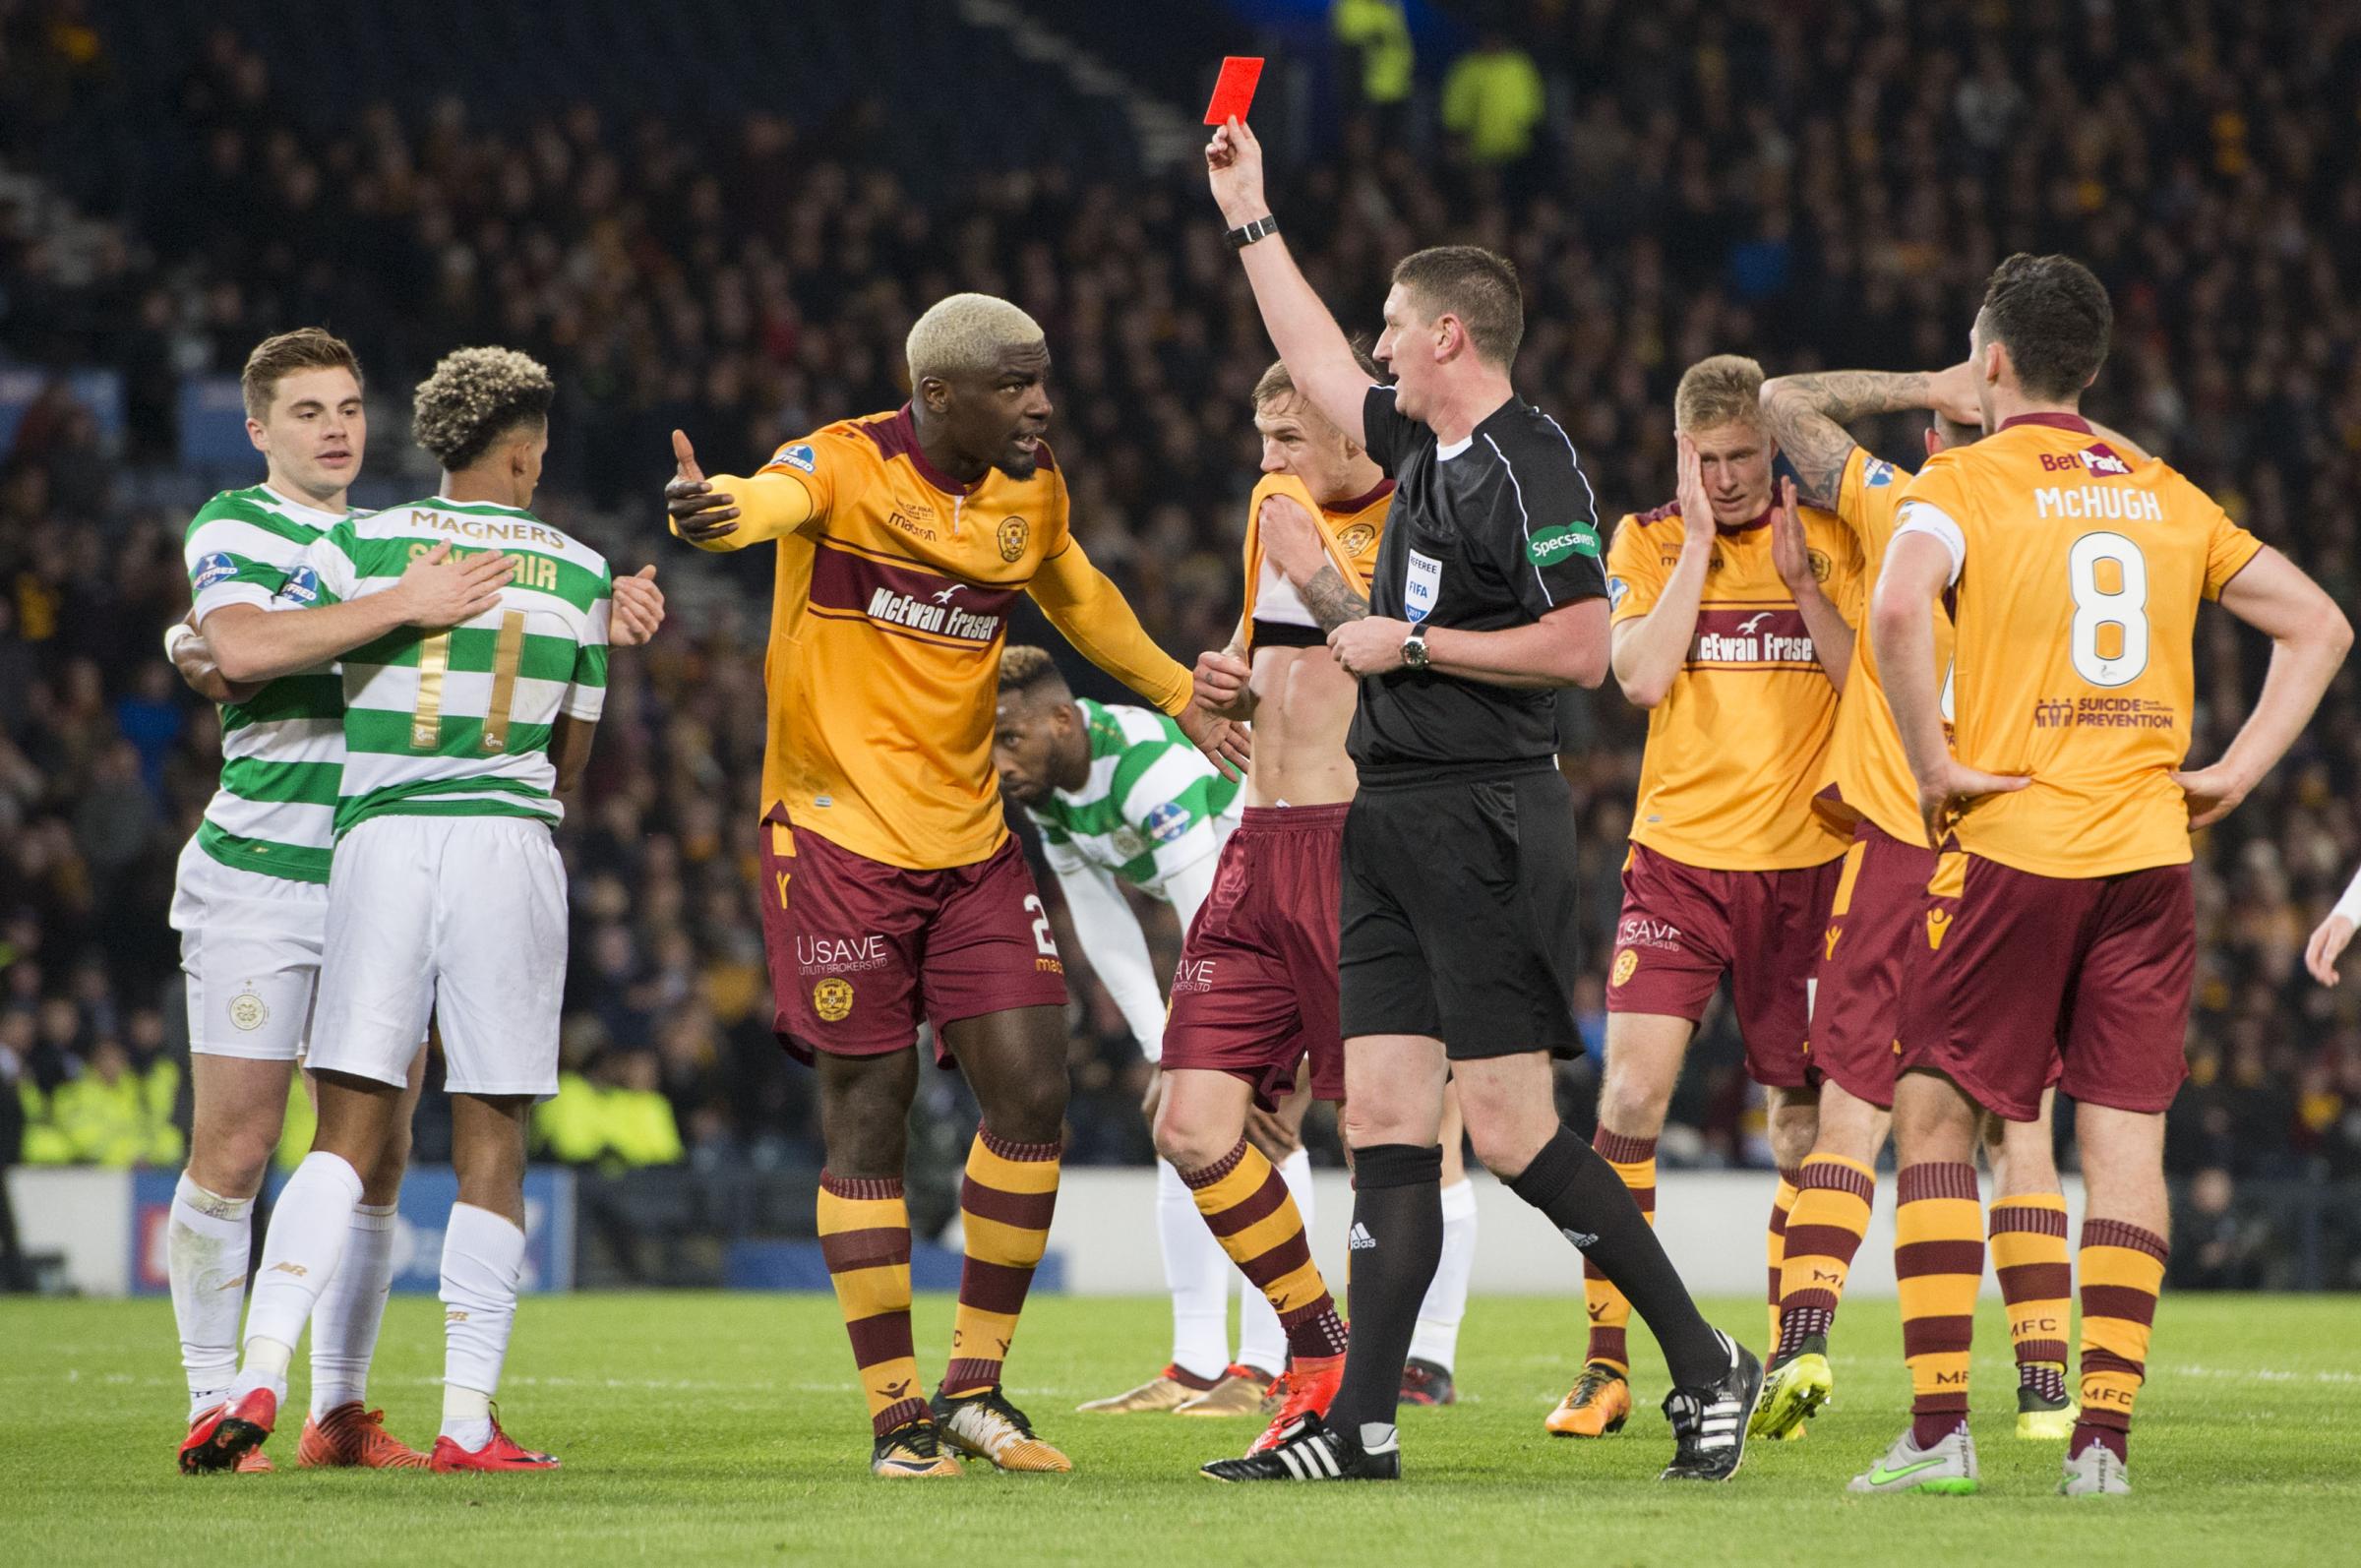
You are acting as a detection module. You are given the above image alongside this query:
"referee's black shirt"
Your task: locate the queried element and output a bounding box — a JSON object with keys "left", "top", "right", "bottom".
{"left": 1350, "top": 385, "right": 1608, "bottom": 779}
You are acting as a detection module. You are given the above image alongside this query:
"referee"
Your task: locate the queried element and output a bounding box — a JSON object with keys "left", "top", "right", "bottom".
{"left": 1196, "top": 117, "right": 1760, "bottom": 1484}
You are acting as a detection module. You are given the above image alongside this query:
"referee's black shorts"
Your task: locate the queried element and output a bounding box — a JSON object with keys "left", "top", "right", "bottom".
{"left": 1338, "top": 760, "right": 1582, "bottom": 1058}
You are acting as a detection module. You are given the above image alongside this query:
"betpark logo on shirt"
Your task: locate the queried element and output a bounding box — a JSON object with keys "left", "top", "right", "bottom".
{"left": 1527, "top": 524, "right": 1601, "bottom": 566}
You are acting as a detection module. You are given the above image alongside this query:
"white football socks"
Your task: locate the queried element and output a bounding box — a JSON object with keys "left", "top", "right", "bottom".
{"left": 440, "top": 1202, "right": 525, "bottom": 1451}
{"left": 309, "top": 1201, "right": 398, "bottom": 1417}
{"left": 234, "top": 1151, "right": 364, "bottom": 1402}
{"left": 167, "top": 1174, "right": 252, "bottom": 1418}
{"left": 1407, "top": 1176, "right": 1480, "bottom": 1373}
{"left": 1236, "top": 1146, "right": 1316, "bottom": 1376}
{"left": 1156, "top": 1160, "right": 1231, "bottom": 1383}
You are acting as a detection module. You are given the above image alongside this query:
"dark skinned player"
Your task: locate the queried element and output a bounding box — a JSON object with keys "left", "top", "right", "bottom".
{"left": 666, "top": 292, "right": 1244, "bottom": 1478}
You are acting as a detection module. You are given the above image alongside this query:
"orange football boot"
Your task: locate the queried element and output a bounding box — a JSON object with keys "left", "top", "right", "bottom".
{"left": 1545, "top": 1361, "right": 1632, "bottom": 1437}
{"left": 1247, "top": 1354, "right": 1344, "bottom": 1455}
{"left": 299, "top": 1403, "right": 432, "bottom": 1469}
{"left": 430, "top": 1411, "right": 559, "bottom": 1472}
{"left": 179, "top": 1388, "right": 277, "bottom": 1475}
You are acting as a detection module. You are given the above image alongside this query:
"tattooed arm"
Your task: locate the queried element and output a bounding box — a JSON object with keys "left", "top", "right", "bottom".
{"left": 1759, "top": 364, "right": 1979, "bottom": 512}
{"left": 1259, "top": 493, "right": 1369, "bottom": 633}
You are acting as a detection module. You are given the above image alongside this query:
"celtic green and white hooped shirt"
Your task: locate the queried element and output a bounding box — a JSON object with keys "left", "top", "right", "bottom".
{"left": 184, "top": 484, "right": 353, "bottom": 884}
{"left": 1024, "top": 697, "right": 1241, "bottom": 899}
{"left": 288, "top": 497, "right": 611, "bottom": 835}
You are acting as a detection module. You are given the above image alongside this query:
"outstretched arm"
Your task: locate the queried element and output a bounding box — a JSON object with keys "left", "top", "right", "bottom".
{"left": 1206, "top": 119, "right": 1373, "bottom": 446}
{"left": 1759, "top": 364, "right": 1980, "bottom": 512}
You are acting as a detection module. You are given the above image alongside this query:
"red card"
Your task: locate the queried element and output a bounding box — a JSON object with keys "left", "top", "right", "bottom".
{"left": 1204, "top": 56, "right": 1264, "bottom": 126}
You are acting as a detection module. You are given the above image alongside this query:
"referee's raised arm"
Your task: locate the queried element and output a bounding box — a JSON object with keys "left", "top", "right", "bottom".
{"left": 1206, "top": 118, "right": 1374, "bottom": 447}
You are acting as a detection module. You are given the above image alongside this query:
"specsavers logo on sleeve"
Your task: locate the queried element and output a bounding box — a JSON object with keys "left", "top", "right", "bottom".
{"left": 1527, "top": 524, "right": 1601, "bottom": 566}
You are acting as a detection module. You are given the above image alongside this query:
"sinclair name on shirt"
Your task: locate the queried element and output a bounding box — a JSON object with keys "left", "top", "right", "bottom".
{"left": 866, "top": 585, "right": 1002, "bottom": 642}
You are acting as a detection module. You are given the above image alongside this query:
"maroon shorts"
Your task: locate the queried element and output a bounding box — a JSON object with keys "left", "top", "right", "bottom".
{"left": 1899, "top": 852, "right": 2193, "bottom": 1121}
{"left": 757, "top": 819, "right": 1069, "bottom": 1065}
{"left": 1163, "top": 804, "right": 1348, "bottom": 1112}
{"left": 1605, "top": 843, "right": 1841, "bottom": 1090}
{"left": 1806, "top": 818, "right": 1935, "bottom": 1109}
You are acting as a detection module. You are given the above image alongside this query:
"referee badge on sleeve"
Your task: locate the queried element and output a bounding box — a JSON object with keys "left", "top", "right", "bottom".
{"left": 1405, "top": 549, "right": 1442, "bottom": 625}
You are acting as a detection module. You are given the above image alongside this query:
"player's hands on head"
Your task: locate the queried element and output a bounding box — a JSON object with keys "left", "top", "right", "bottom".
{"left": 1193, "top": 647, "right": 1254, "bottom": 720}
{"left": 1915, "top": 757, "right": 2030, "bottom": 850}
{"left": 1328, "top": 614, "right": 1413, "bottom": 678}
{"left": 610, "top": 565, "right": 665, "bottom": 646}
{"left": 1926, "top": 361, "right": 1982, "bottom": 426}
{"left": 1768, "top": 476, "right": 1813, "bottom": 594}
{"left": 1674, "top": 431, "right": 1716, "bottom": 546}
{"left": 394, "top": 539, "right": 515, "bottom": 628}
{"left": 667, "top": 429, "right": 740, "bottom": 542}
{"left": 2170, "top": 759, "right": 2253, "bottom": 831}
{"left": 2306, "top": 914, "right": 2354, "bottom": 987}
{"left": 1258, "top": 493, "right": 1327, "bottom": 586}
{"left": 1205, "top": 116, "right": 1267, "bottom": 225}
{"left": 1176, "top": 693, "right": 1251, "bottom": 780}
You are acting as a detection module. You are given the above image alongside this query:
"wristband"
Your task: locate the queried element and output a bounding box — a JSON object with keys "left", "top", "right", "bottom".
{"left": 1226, "top": 213, "right": 1280, "bottom": 250}
{"left": 163, "top": 622, "right": 199, "bottom": 659}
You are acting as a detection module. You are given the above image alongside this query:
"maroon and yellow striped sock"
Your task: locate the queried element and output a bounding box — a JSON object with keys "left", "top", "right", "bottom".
{"left": 1776, "top": 1153, "right": 1876, "bottom": 1357}
{"left": 1180, "top": 1139, "right": 1348, "bottom": 1359}
{"left": 1990, "top": 1193, "right": 2072, "bottom": 1403}
{"left": 1581, "top": 1129, "right": 1656, "bottom": 1373}
{"left": 1765, "top": 1168, "right": 1800, "bottom": 1351}
{"left": 817, "top": 1171, "right": 926, "bottom": 1437}
{"left": 941, "top": 1128, "right": 1061, "bottom": 1399}
{"left": 2073, "top": 1219, "right": 2167, "bottom": 1460}
{"left": 1896, "top": 1162, "right": 1983, "bottom": 1448}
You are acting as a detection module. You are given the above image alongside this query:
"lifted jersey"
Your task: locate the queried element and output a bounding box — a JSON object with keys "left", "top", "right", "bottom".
{"left": 1892, "top": 413, "right": 2262, "bottom": 877}
{"left": 1024, "top": 698, "right": 1242, "bottom": 897}
{"left": 183, "top": 484, "right": 352, "bottom": 883}
{"left": 1238, "top": 471, "right": 1391, "bottom": 648}
{"left": 1606, "top": 499, "right": 1862, "bottom": 870}
{"left": 1821, "top": 448, "right": 1954, "bottom": 846}
{"left": 296, "top": 497, "right": 611, "bottom": 834}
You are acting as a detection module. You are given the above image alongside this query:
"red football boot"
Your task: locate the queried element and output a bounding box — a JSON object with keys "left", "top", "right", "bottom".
{"left": 1247, "top": 1353, "right": 1345, "bottom": 1456}
{"left": 299, "top": 1403, "right": 432, "bottom": 1469}
{"left": 430, "top": 1411, "right": 559, "bottom": 1472}
{"left": 179, "top": 1388, "right": 277, "bottom": 1475}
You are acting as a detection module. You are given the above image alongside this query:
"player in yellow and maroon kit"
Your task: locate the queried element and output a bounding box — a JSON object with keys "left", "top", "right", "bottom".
{"left": 1750, "top": 363, "right": 2139, "bottom": 1442}
{"left": 666, "top": 293, "right": 1243, "bottom": 1479}
{"left": 1857, "top": 254, "right": 2346, "bottom": 1498}
{"left": 1549, "top": 355, "right": 1862, "bottom": 1438}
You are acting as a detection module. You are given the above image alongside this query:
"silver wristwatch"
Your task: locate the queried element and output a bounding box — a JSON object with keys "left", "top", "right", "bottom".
{"left": 1401, "top": 629, "right": 1430, "bottom": 671}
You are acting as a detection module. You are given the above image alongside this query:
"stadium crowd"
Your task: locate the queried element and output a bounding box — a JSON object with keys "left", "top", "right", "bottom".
{"left": 5, "top": 1, "right": 2361, "bottom": 1276}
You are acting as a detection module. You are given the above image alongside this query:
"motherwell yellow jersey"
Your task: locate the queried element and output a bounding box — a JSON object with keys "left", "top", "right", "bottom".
{"left": 1893, "top": 413, "right": 2263, "bottom": 878}
{"left": 1607, "top": 499, "right": 1862, "bottom": 871}
{"left": 1820, "top": 447, "right": 1957, "bottom": 845}
{"left": 1238, "top": 471, "right": 1391, "bottom": 647}
{"left": 688, "top": 407, "right": 1191, "bottom": 871}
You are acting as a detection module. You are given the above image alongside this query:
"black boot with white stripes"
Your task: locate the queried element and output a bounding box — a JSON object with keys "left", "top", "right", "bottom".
{"left": 1659, "top": 1332, "right": 1764, "bottom": 1481}
{"left": 1200, "top": 1413, "right": 1401, "bottom": 1482}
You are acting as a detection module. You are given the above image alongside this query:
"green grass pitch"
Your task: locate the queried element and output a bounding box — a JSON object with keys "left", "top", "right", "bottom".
{"left": 8, "top": 1291, "right": 2358, "bottom": 1566}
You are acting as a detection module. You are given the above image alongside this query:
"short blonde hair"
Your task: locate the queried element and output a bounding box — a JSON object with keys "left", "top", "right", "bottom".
{"left": 412, "top": 346, "right": 555, "bottom": 469}
{"left": 906, "top": 293, "right": 1045, "bottom": 385}
{"left": 1674, "top": 354, "right": 1766, "bottom": 433}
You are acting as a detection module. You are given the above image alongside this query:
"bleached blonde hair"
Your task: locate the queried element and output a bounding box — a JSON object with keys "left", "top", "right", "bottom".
{"left": 1673, "top": 354, "right": 1766, "bottom": 434}
{"left": 906, "top": 293, "right": 1045, "bottom": 385}
{"left": 413, "top": 346, "right": 555, "bottom": 469}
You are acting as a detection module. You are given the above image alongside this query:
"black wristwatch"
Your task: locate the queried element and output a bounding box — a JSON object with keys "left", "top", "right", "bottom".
{"left": 1401, "top": 629, "right": 1430, "bottom": 671}
{"left": 1227, "top": 213, "right": 1281, "bottom": 250}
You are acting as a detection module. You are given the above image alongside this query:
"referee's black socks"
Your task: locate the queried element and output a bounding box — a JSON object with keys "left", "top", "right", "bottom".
{"left": 1327, "top": 1142, "right": 1444, "bottom": 1440}
{"left": 1509, "top": 1127, "right": 1725, "bottom": 1388}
